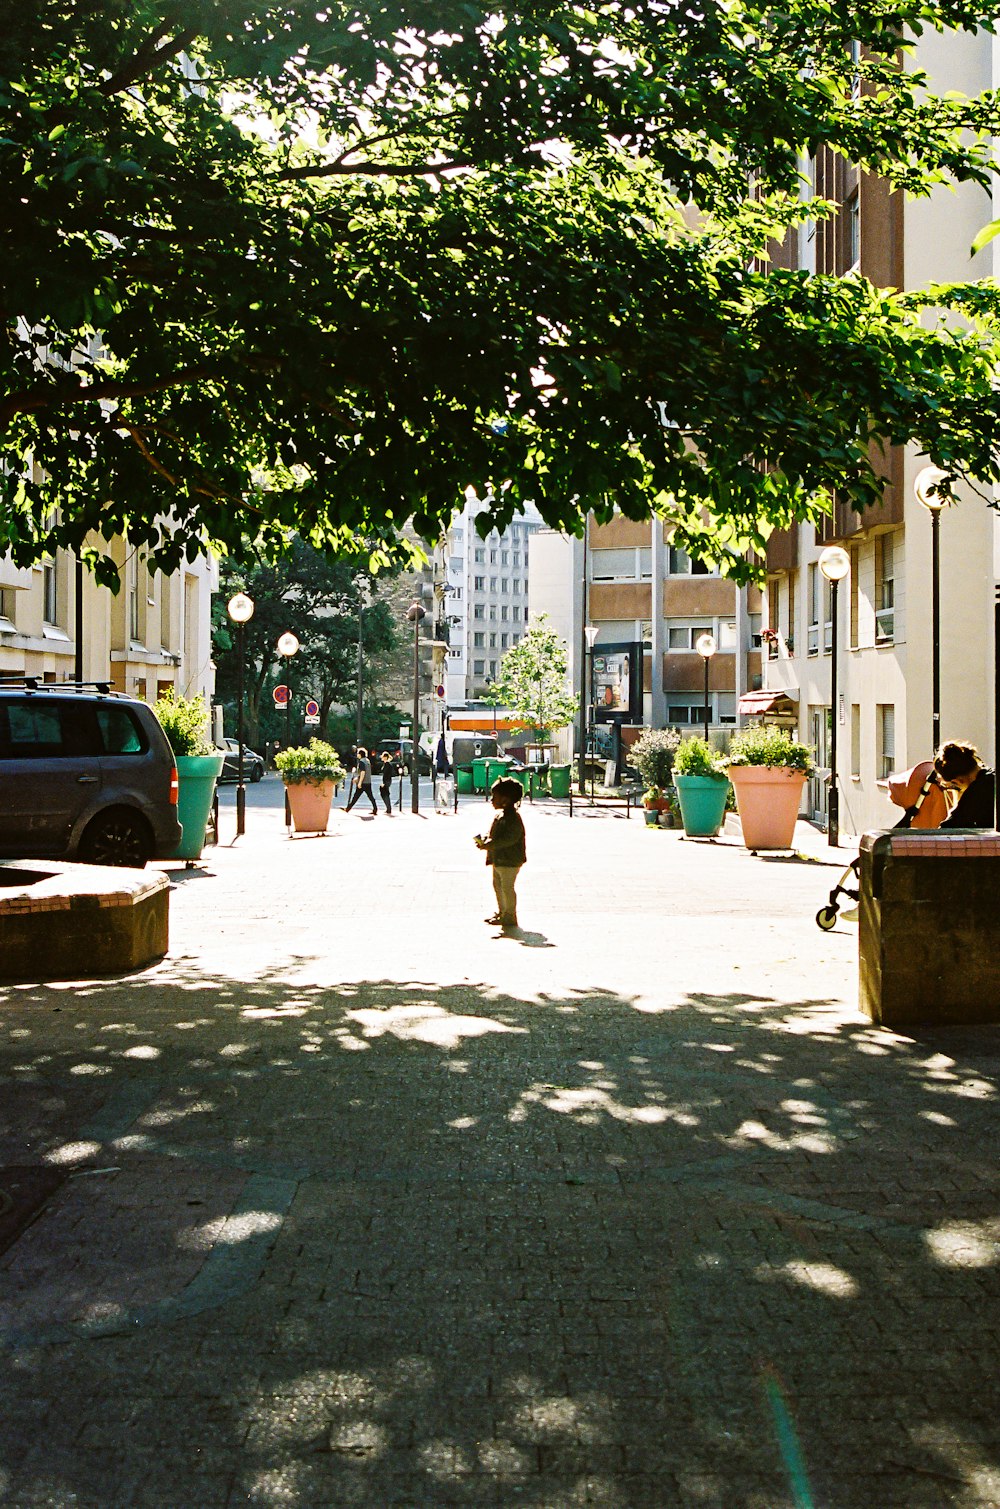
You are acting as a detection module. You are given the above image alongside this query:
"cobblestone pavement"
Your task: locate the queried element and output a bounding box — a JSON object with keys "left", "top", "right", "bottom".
{"left": 3, "top": 781, "right": 1000, "bottom": 1507}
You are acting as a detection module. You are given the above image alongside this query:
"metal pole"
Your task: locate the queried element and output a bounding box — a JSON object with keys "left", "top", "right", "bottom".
{"left": 356, "top": 597, "right": 363, "bottom": 744}
{"left": 236, "top": 622, "right": 246, "bottom": 838}
{"left": 74, "top": 557, "right": 84, "bottom": 681}
{"left": 411, "top": 615, "right": 420, "bottom": 814}
{"left": 284, "top": 676, "right": 292, "bottom": 827}
{"left": 931, "top": 509, "right": 941, "bottom": 755}
{"left": 828, "top": 577, "right": 840, "bottom": 848}
{"left": 995, "top": 586, "right": 1000, "bottom": 831}
{"left": 579, "top": 526, "right": 589, "bottom": 794}
{"left": 703, "top": 656, "right": 710, "bottom": 745}
{"left": 589, "top": 650, "right": 595, "bottom": 801}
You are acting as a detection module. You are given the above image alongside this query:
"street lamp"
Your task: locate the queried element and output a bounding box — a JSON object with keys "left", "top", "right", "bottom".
{"left": 819, "top": 545, "right": 850, "bottom": 848}
{"left": 406, "top": 602, "right": 427, "bottom": 814}
{"left": 914, "top": 466, "right": 951, "bottom": 754}
{"left": 227, "top": 592, "right": 255, "bottom": 838}
{"left": 695, "top": 632, "right": 716, "bottom": 746}
{"left": 356, "top": 582, "right": 371, "bottom": 744}
{"left": 277, "top": 631, "right": 299, "bottom": 827}
{"left": 584, "top": 624, "right": 598, "bottom": 799}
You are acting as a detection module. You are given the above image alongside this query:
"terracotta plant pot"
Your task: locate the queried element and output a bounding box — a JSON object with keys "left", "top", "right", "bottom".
{"left": 284, "top": 777, "right": 335, "bottom": 834}
{"left": 727, "top": 766, "right": 807, "bottom": 850}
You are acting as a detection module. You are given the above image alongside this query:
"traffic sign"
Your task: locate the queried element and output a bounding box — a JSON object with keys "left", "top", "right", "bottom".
{"left": 304, "top": 699, "right": 320, "bottom": 718}
{"left": 304, "top": 715, "right": 320, "bottom": 726}
{"left": 273, "top": 684, "right": 290, "bottom": 706}
{"left": 435, "top": 684, "right": 445, "bottom": 699}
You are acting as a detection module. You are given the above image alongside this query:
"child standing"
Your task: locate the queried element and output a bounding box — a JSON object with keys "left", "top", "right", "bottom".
{"left": 474, "top": 777, "right": 526, "bottom": 930}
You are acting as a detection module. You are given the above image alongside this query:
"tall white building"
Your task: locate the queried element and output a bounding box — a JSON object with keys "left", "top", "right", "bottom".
{"left": 441, "top": 494, "right": 545, "bottom": 704}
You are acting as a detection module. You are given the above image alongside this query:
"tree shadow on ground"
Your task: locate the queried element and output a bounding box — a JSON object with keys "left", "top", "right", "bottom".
{"left": 2, "top": 968, "right": 1000, "bottom": 1507}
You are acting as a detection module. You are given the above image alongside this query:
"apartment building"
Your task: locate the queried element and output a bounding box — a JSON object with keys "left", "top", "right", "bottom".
{"left": 759, "top": 26, "right": 1000, "bottom": 836}
{"left": 530, "top": 516, "right": 764, "bottom": 762}
{"left": 441, "top": 494, "right": 545, "bottom": 704}
{"left": 0, "top": 540, "right": 217, "bottom": 704}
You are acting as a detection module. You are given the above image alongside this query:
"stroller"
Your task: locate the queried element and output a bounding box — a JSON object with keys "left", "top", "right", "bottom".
{"left": 815, "top": 761, "right": 949, "bottom": 930}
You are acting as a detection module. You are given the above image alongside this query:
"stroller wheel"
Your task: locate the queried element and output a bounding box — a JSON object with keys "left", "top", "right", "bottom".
{"left": 815, "top": 906, "right": 838, "bottom": 932}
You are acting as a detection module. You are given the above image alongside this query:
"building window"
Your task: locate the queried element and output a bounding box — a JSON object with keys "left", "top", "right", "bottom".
{"left": 667, "top": 620, "right": 713, "bottom": 650}
{"left": 877, "top": 704, "right": 895, "bottom": 780}
{"left": 513, "top": 605, "right": 521, "bottom": 620}
{"left": 847, "top": 191, "right": 861, "bottom": 269}
{"left": 489, "top": 605, "right": 496, "bottom": 620}
{"left": 473, "top": 659, "right": 485, "bottom": 675}
{"left": 787, "top": 570, "right": 796, "bottom": 654}
{"left": 667, "top": 701, "right": 712, "bottom": 725}
{"left": 591, "top": 548, "right": 637, "bottom": 581}
{"left": 489, "top": 577, "right": 497, "bottom": 592}
{"left": 807, "top": 563, "right": 819, "bottom": 654}
{"left": 0, "top": 587, "right": 14, "bottom": 625}
{"left": 489, "top": 632, "right": 497, "bottom": 647}
{"left": 513, "top": 553, "right": 520, "bottom": 568}
{"left": 473, "top": 632, "right": 485, "bottom": 647}
{"left": 718, "top": 619, "right": 737, "bottom": 651}
{"left": 823, "top": 574, "right": 834, "bottom": 653}
{"left": 500, "top": 605, "right": 509, "bottom": 621}
{"left": 474, "top": 604, "right": 484, "bottom": 620}
{"left": 489, "top": 660, "right": 497, "bottom": 677}
{"left": 43, "top": 560, "right": 58, "bottom": 625}
{"left": 490, "top": 550, "right": 497, "bottom": 564}
{"left": 474, "top": 575, "right": 484, "bottom": 591}
{"left": 501, "top": 551, "right": 509, "bottom": 566}
{"left": 501, "top": 578, "right": 509, "bottom": 593}
{"left": 748, "top": 613, "right": 762, "bottom": 648}
{"left": 668, "top": 546, "right": 711, "bottom": 576}
{"left": 875, "top": 534, "right": 894, "bottom": 643}
{"left": 474, "top": 548, "right": 485, "bottom": 564}
{"left": 851, "top": 703, "right": 861, "bottom": 777}
{"left": 849, "top": 548, "right": 859, "bottom": 647}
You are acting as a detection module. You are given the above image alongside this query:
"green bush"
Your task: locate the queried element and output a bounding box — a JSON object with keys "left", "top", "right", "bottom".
{"left": 727, "top": 724, "right": 814, "bottom": 773}
{"left": 673, "top": 735, "right": 728, "bottom": 779}
{"left": 629, "top": 727, "right": 681, "bottom": 795}
{"left": 274, "top": 738, "right": 345, "bottom": 787}
{"left": 153, "top": 690, "right": 213, "bottom": 757}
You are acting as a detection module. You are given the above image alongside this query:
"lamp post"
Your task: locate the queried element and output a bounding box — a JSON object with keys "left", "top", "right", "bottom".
{"left": 277, "top": 631, "right": 299, "bottom": 827}
{"left": 819, "top": 545, "right": 850, "bottom": 848}
{"left": 914, "top": 466, "right": 951, "bottom": 755}
{"left": 695, "top": 632, "right": 717, "bottom": 746}
{"left": 406, "top": 602, "right": 426, "bottom": 814}
{"left": 355, "top": 582, "right": 371, "bottom": 745}
{"left": 227, "top": 592, "right": 255, "bottom": 837}
{"left": 584, "top": 624, "right": 598, "bottom": 799}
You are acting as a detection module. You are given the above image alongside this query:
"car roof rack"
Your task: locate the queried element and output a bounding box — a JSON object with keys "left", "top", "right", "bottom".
{"left": 0, "top": 676, "right": 115, "bottom": 695}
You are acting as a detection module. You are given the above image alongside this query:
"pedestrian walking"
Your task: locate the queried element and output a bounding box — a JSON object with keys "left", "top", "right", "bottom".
{"left": 474, "top": 776, "right": 526, "bottom": 930}
{"left": 378, "top": 751, "right": 397, "bottom": 814}
{"left": 934, "top": 740, "right": 996, "bottom": 827}
{"left": 345, "top": 746, "right": 378, "bottom": 815}
{"left": 435, "top": 732, "right": 452, "bottom": 777}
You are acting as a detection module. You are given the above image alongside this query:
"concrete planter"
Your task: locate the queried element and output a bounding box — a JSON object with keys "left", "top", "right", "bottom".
{"left": 172, "top": 753, "right": 225, "bottom": 861}
{"left": 283, "top": 776, "right": 335, "bottom": 834}
{"left": 727, "top": 766, "right": 806, "bottom": 850}
{"left": 674, "top": 775, "right": 730, "bottom": 838}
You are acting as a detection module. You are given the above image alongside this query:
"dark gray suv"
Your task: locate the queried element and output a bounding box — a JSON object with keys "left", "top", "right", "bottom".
{"left": 0, "top": 682, "right": 182, "bottom": 867}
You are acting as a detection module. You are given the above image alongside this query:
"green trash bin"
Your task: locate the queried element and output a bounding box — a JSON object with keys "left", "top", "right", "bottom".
{"left": 549, "top": 763, "right": 572, "bottom": 798}
{"left": 171, "top": 753, "right": 225, "bottom": 861}
{"left": 486, "top": 757, "right": 511, "bottom": 789}
{"left": 472, "top": 757, "right": 490, "bottom": 793}
{"left": 508, "top": 766, "right": 532, "bottom": 797}
{"left": 456, "top": 764, "right": 475, "bottom": 794}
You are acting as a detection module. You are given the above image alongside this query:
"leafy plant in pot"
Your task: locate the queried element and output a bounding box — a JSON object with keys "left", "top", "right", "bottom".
{"left": 672, "top": 735, "right": 731, "bottom": 837}
{"left": 726, "top": 724, "right": 814, "bottom": 851}
{"left": 630, "top": 728, "right": 681, "bottom": 822}
{"left": 274, "top": 738, "right": 345, "bottom": 834}
{"left": 153, "top": 691, "right": 224, "bottom": 862}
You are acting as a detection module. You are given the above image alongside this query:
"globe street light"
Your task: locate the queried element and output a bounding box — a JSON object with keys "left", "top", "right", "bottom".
{"left": 819, "top": 545, "right": 851, "bottom": 848}
{"left": 277, "top": 631, "right": 300, "bottom": 827}
{"left": 226, "top": 592, "right": 255, "bottom": 837}
{"left": 695, "top": 632, "right": 717, "bottom": 746}
{"left": 406, "top": 602, "right": 427, "bottom": 814}
{"left": 914, "top": 466, "right": 951, "bottom": 755}
{"left": 584, "top": 624, "right": 598, "bottom": 798}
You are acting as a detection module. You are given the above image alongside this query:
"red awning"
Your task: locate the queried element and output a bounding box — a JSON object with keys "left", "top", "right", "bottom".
{"left": 737, "top": 690, "right": 798, "bottom": 715}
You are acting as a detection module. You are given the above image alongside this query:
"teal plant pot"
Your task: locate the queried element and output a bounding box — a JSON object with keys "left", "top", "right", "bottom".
{"left": 172, "top": 753, "right": 225, "bottom": 860}
{"left": 674, "top": 774, "right": 730, "bottom": 837}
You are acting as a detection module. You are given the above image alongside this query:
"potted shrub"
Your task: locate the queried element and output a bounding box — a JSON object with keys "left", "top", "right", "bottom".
{"left": 726, "top": 724, "right": 814, "bottom": 850}
{"left": 153, "top": 691, "right": 224, "bottom": 863}
{"left": 673, "top": 736, "right": 731, "bottom": 837}
{"left": 630, "top": 728, "right": 681, "bottom": 824}
{"left": 274, "top": 738, "right": 345, "bottom": 834}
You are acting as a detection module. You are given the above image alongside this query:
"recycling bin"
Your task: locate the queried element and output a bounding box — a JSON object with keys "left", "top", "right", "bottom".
{"left": 486, "top": 758, "right": 511, "bottom": 788}
{"left": 456, "top": 765, "right": 475, "bottom": 794}
{"left": 548, "top": 763, "right": 572, "bottom": 798}
{"left": 472, "top": 757, "right": 490, "bottom": 792}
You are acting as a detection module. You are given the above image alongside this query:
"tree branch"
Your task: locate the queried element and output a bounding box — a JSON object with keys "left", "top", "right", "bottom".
{"left": 0, "top": 366, "right": 216, "bottom": 429}
{"left": 100, "top": 25, "right": 201, "bottom": 96}
{"left": 274, "top": 155, "right": 475, "bottom": 181}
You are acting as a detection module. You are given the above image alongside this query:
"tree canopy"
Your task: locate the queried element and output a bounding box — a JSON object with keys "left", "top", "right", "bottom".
{"left": 4, "top": 1, "right": 1000, "bottom": 584}
{"left": 496, "top": 616, "right": 578, "bottom": 737}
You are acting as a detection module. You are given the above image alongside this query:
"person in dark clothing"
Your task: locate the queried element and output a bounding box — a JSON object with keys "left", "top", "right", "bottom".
{"left": 435, "top": 733, "right": 452, "bottom": 777}
{"left": 378, "top": 751, "right": 397, "bottom": 814}
{"left": 934, "top": 741, "right": 996, "bottom": 828}
{"left": 474, "top": 777, "right": 527, "bottom": 930}
{"left": 345, "top": 746, "right": 378, "bottom": 814}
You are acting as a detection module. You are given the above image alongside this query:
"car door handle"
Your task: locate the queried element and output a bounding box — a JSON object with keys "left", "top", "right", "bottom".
{"left": 77, "top": 774, "right": 99, "bottom": 784}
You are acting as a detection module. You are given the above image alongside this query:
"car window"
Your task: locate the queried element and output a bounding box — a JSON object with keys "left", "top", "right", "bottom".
{"left": 0, "top": 700, "right": 101, "bottom": 759}
{"left": 96, "top": 706, "right": 146, "bottom": 756}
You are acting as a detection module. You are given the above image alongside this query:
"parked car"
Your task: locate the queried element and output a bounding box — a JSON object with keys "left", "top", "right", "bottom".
{"left": 218, "top": 738, "right": 265, "bottom": 784}
{"left": 0, "top": 682, "right": 182, "bottom": 867}
{"left": 376, "top": 738, "right": 432, "bottom": 776}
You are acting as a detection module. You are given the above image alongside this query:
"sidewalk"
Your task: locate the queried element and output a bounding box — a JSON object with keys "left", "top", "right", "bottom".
{"left": 1, "top": 785, "right": 998, "bottom": 1507}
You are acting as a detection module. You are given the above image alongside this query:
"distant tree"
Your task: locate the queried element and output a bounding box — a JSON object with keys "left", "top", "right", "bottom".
{"left": 495, "top": 617, "right": 578, "bottom": 741}
{"left": 214, "top": 541, "right": 400, "bottom": 746}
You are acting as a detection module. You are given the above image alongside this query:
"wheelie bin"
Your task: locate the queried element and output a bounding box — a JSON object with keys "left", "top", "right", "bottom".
{"left": 486, "top": 757, "right": 511, "bottom": 788}
{"left": 548, "top": 763, "right": 572, "bottom": 798}
{"left": 471, "top": 757, "right": 490, "bottom": 793}
{"left": 456, "top": 764, "right": 475, "bottom": 794}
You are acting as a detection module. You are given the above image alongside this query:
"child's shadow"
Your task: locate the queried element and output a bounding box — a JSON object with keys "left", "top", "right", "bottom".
{"left": 495, "top": 928, "right": 554, "bottom": 948}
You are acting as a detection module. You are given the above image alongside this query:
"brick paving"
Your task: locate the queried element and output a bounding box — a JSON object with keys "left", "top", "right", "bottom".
{"left": 1, "top": 780, "right": 1000, "bottom": 1506}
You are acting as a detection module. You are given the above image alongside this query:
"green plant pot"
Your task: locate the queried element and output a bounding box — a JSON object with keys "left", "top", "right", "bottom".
{"left": 674, "top": 774, "right": 730, "bottom": 837}
{"left": 171, "top": 753, "right": 225, "bottom": 860}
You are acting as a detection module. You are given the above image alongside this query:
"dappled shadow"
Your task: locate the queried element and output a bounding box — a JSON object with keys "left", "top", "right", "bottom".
{"left": 2, "top": 966, "right": 1000, "bottom": 1504}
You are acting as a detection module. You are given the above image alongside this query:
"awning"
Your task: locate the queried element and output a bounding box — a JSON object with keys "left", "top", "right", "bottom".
{"left": 738, "top": 690, "right": 799, "bottom": 715}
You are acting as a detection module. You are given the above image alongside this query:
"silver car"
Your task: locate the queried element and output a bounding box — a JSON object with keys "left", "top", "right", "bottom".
{"left": 0, "top": 683, "right": 182, "bottom": 867}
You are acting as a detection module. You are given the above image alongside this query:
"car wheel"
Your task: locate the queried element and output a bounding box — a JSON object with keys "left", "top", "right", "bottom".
{"left": 250, "top": 763, "right": 263, "bottom": 783}
{"left": 79, "top": 809, "right": 152, "bottom": 868}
